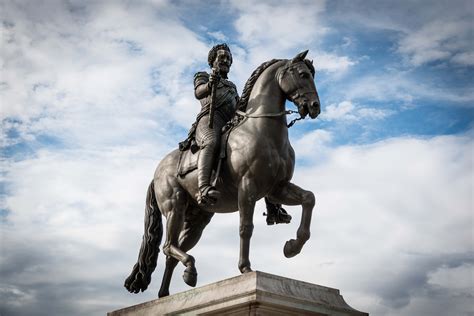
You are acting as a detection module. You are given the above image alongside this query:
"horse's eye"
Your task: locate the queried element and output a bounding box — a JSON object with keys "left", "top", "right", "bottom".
{"left": 299, "top": 71, "right": 309, "bottom": 78}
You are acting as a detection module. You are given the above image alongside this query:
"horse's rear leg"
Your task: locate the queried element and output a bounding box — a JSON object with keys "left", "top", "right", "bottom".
{"left": 268, "top": 182, "right": 315, "bottom": 258}
{"left": 159, "top": 185, "right": 198, "bottom": 289}
{"left": 158, "top": 209, "right": 214, "bottom": 297}
{"left": 159, "top": 257, "right": 179, "bottom": 298}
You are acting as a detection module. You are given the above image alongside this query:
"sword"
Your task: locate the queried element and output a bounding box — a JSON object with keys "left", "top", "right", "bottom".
{"left": 208, "top": 66, "right": 220, "bottom": 129}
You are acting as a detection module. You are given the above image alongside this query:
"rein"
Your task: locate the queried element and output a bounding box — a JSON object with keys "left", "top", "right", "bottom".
{"left": 235, "top": 109, "right": 303, "bottom": 128}
{"left": 235, "top": 58, "right": 314, "bottom": 129}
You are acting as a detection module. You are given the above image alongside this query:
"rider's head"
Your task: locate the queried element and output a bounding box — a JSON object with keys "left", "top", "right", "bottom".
{"left": 208, "top": 43, "right": 232, "bottom": 78}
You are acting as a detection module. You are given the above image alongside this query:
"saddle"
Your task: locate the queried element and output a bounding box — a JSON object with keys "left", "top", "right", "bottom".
{"left": 176, "top": 117, "right": 238, "bottom": 180}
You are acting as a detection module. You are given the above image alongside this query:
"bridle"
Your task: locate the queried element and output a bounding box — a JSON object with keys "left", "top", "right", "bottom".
{"left": 278, "top": 60, "right": 316, "bottom": 107}
{"left": 235, "top": 60, "right": 315, "bottom": 128}
{"left": 235, "top": 109, "right": 302, "bottom": 128}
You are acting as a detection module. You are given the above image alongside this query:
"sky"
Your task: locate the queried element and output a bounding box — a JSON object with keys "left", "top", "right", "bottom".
{"left": 1, "top": 0, "right": 473, "bottom": 315}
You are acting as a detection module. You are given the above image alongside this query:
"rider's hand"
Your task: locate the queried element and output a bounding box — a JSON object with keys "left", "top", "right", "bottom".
{"left": 209, "top": 72, "right": 215, "bottom": 86}
{"left": 207, "top": 74, "right": 214, "bottom": 92}
{"left": 209, "top": 70, "right": 220, "bottom": 91}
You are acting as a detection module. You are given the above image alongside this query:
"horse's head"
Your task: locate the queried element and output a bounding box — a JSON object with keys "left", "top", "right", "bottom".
{"left": 277, "top": 50, "right": 321, "bottom": 119}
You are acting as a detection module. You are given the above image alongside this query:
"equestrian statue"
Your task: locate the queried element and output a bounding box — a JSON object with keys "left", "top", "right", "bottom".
{"left": 125, "top": 43, "right": 321, "bottom": 298}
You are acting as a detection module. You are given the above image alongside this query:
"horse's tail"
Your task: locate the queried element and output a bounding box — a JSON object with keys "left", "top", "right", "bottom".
{"left": 124, "top": 180, "right": 163, "bottom": 293}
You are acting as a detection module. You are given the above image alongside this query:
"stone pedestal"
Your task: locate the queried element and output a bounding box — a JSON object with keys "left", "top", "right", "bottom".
{"left": 109, "top": 271, "right": 368, "bottom": 315}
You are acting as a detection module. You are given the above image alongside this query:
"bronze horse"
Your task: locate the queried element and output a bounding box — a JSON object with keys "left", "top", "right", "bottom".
{"left": 125, "top": 50, "right": 321, "bottom": 297}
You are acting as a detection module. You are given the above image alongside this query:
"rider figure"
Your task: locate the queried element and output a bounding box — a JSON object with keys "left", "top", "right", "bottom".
{"left": 192, "top": 43, "right": 292, "bottom": 224}
{"left": 194, "top": 43, "right": 238, "bottom": 205}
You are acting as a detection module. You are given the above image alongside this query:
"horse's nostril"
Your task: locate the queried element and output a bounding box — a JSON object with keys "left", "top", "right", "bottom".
{"left": 312, "top": 101, "right": 319, "bottom": 108}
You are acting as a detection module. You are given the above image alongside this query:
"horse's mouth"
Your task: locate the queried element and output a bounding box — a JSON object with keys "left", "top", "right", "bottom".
{"left": 308, "top": 108, "right": 319, "bottom": 119}
{"left": 298, "top": 104, "right": 309, "bottom": 119}
{"left": 308, "top": 101, "right": 320, "bottom": 119}
{"left": 298, "top": 101, "right": 320, "bottom": 119}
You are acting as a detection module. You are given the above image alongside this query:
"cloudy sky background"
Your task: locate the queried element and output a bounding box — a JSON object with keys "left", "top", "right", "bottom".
{"left": 1, "top": 0, "right": 473, "bottom": 315}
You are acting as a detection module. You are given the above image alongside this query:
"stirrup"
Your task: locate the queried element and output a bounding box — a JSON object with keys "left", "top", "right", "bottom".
{"left": 198, "top": 186, "right": 220, "bottom": 205}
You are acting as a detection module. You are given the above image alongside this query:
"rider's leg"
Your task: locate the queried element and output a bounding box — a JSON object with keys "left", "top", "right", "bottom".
{"left": 197, "top": 143, "right": 218, "bottom": 201}
{"left": 195, "top": 115, "right": 223, "bottom": 204}
{"left": 264, "top": 197, "right": 292, "bottom": 225}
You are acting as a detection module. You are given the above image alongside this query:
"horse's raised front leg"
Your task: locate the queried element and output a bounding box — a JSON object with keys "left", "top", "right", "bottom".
{"left": 158, "top": 209, "right": 214, "bottom": 297}
{"left": 268, "top": 182, "right": 315, "bottom": 258}
{"left": 237, "top": 176, "right": 257, "bottom": 273}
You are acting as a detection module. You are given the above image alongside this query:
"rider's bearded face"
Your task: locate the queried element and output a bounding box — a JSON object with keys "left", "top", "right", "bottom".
{"left": 213, "top": 49, "right": 231, "bottom": 76}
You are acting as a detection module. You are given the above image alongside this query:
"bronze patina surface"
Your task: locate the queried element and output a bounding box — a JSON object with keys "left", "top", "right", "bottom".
{"left": 125, "top": 45, "right": 321, "bottom": 298}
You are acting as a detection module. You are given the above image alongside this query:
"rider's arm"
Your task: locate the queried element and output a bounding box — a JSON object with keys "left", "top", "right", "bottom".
{"left": 194, "top": 72, "right": 211, "bottom": 99}
{"left": 195, "top": 82, "right": 211, "bottom": 99}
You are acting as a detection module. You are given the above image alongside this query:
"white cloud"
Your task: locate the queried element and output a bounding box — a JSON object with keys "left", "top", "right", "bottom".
{"left": 398, "top": 19, "right": 473, "bottom": 66}
{"left": 357, "top": 107, "right": 394, "bottom": 120}
{"left": 1, "top": 1, "right": 473, "bottom": 316}
{"left": 1, "top": 145, "right": 169, "bottom": 313}
{"left": 207, "top": 31, "right": 228, "bottom": 42}
{"left": 2, "top": 128, "right": 472, "bottom": 315}
{"left": 0, "top": 1, "right": 208, "bottom": 148}
{"left": 0, "top": 285, "right": 36, "bottom": 308}
{"left": 428, "top": 263, "right": 474, "bottom": 292}
{"left": 232, "top": 0, "right": 327, "bottom": 50}
{"left": 315, "top": 52, "right": 356, "bottom": 73}
{"left": 323, "top": 100, "right": 355, "bottom": 120}
{"left": 451, "top": 52, "right": 474, "bottom": 66}
{"left": 290, "top": 132, "right": 473, "bottom": 315}
{"left": 321, "top": 100, "right": 394, "bottom": 121}
{"left": 330, "top": 0, "right": 474, "bottom": 68}
{"left": 343, "top": 72, "right": 474, "bottom": 105}
{"left": 293, "top": 129, "right": 333, "bottom": 160}
{"left": 230, "top": 0, "right": 355, "bottom": 77}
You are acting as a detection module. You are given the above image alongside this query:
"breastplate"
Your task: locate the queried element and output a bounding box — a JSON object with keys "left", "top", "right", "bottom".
{"left": 199, "top": 80, "right": 239, "bottom": 122}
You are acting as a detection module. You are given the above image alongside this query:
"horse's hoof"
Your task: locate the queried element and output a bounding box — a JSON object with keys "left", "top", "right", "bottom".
{"left": 283, "top": 239, "right": 302, "bottom": 258}
{"left": 241, "top": 266, "right": 253, "bottom": 273}
{"left": 183, "top": 266, "right": 197, "bottom": 287}
{"left": 158, "top": 289, "right": 169, "bottom": 298}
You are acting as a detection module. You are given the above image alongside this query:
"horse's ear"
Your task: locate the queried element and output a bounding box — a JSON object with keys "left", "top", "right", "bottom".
{"left": 292, "top": 50, "right": 309, "bottom": 63}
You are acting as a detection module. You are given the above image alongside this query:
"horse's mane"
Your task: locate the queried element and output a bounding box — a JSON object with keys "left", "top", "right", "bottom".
{"left": 238, "top": 59, "right": 282, "bottom": 111}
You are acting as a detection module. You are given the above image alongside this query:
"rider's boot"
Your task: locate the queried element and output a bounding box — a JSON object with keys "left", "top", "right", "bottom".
{"left": 264, "top": 198, "right": 292, "bottom": 225}
{"left": 197, "top": 144, "right": 220, "bottom": 205}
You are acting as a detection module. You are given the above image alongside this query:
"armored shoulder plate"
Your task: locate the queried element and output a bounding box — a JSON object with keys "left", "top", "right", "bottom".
{"left": 194, "top": 71, "right": 209, "bottom": 89}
